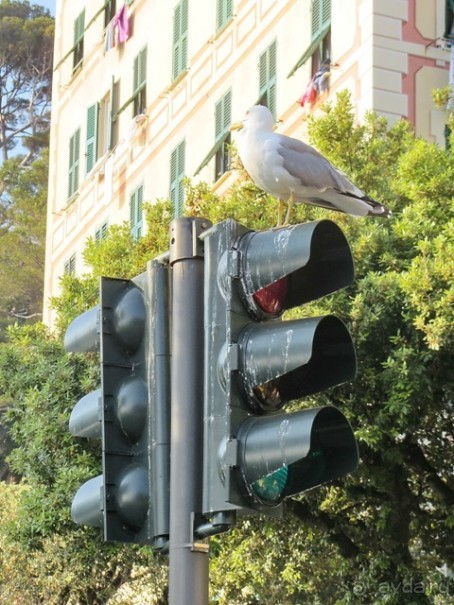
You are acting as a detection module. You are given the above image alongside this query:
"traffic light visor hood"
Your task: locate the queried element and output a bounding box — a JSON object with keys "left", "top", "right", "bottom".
{"left": 236, "top": 406, "right": 359, "bottom": 507}
{"left": 237, "top": 315, "right": 356, "bottom": 412}
{"left": 238, "top": 220, "right": 354, "bottom": 319}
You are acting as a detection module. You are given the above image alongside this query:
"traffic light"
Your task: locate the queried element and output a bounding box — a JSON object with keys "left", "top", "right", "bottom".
{"left": 65, "top": 259, "right": 170, "bottom": 549}
{"left": 202, "top": 219, "right": 358, "bottom": 524}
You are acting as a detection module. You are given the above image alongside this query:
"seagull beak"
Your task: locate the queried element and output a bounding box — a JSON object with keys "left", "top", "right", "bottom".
{"left": 230, "top": 121, "right": 243, "bottom": 131}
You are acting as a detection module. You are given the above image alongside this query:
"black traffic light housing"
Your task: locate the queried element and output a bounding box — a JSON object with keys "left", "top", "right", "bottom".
{"left": 202, "top": 219, "right": 358, "bottom": 520}
{"left": 65, "top": 260, "right": 170, "bottom": 549}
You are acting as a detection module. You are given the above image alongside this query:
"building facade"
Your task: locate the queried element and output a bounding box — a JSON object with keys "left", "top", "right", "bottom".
{"left": 43, "top": 0, "right": 451, "bottom": 325}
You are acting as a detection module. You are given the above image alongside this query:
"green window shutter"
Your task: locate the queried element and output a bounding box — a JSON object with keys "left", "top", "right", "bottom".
{"left": 68, "top": 128, "right": 80, "bottom": 199}
{"left": 194, "top": 89, "right": 231, "bottom": 176}
{"left": 109, "top": 76, "right": 116, "bottom": 149}
{"left": 311, "top": 0, "right": 320, "bottom": 37}
{"left": 215, "top": 89, "right": 232, "bottom": 140}
{"left": 170, "top": 140, "right": 186, "bottom": 218}
{"left": 217, "top": 0, "right": 233, "bottom": 30}
{"left": 214, "top": 89, "right": 232, "bottom": 179}
{"left": 215, "top": 100, "right": 223, "bottom": 139}
{"left": 64, "top": 254, "right": 76, "bottom": 275}
{"left": 133, "top": 47, "right": 147, "bottom": 92}
{"left": 73, "top": 10, "right": 85, "bottom": 70}
{"left": 216, "top": 0, "right": 223, "bottom": 30}
{"left": 181, "top": 0, "right": 188, "bottom": 72}
{"left": 130, "top": 185, "right": 144, "bottom": 239}
{"left": 86, "top": 103, "right": 98, "bottom": 174}
{"left": 268, "top": 40, "right": 277, "bottom": 118}
{"left": 172, "top": 0, "right": 189, "bottom": 80}
{"left": 259, "top": 51, "right": 267, "bottom": 97}
{"left": 133, "top": 47, "right": 147, "bottom": 116}
{"left": 287, "top": 0, "right": 331, "bottom": 77}
{"left": 312, "top": 0, "right": 331, "bottom": 39}
{"left": 95, "top": 221, "right": 109, "bottom": 241}
{"left": 259, "top": 40, "right": 277, "bottom": 119}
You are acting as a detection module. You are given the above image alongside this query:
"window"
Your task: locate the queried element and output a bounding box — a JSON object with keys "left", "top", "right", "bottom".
{"left": 170, "top": 140, "right": 186, "bottom": 218}
{"left": 310, "top": 0, "right": 331, "bottom": 75}
{"left": 68, "top": 128, "right": 80, "bottom": 199}
{"left": 287, "top": 0, "right": 331, "bottom": 77}
{"left": 259, "top": 40, "right": 277, "bottom": 118}
{"left": 86, "top": 91, "right": 114, "bottom": 174}
{"left": 133, "top": 47, "right": 147, "bottom": 116}
{"left": 64, "top": 254, "right": 76, "bottom": 275}
{"left": 104, "top": 0, "right": 116, "bottom": 27}
{"left": 86, "top": 104, "right": 98, "bottom": 174}
{"left": 95, "top": 221, "right": 109, "bottom": 241}
{"left": 216, "top": 0, "right": 233, "bottom": 31}
{"left": 215, "top": 90, "right": 232, "bottom": 180}
{"left": 172, "top": 0, "right": 188, "bottom": 81}
{"left": 98, "top": 91, "right": 113, "bottom": 156}
{"left": 130, "top": 185, "right": 144, "bottom": 239}
{"left": 73, "top": 10, "right": 85, "bottom": 71}
{"left": 193, "top": 91, "right": 232, "bottom": 178}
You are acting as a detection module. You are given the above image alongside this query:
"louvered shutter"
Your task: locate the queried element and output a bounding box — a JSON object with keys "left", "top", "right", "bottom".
{"left": 172, "top": 0, "right": 189, "bottom": 80}
{"left": 217, "top": 0, "right": 233, "bottom": 31}
{"left": 68, "top": 129, "right": 80, "bottom": 199}
{"left": 86, "top": 104, "right": 98, "bottom": 174}
{"left": 170, "top": 140, "right": 186, "bottom": 218}
{"left": 130, "top": 185, "right": 144, "bottom": 239}
{"left": 73, "top": 10, "right": 85, "bottom": 69}
{"left": 268, "top": 40, "right": 277, "bottom": 118}
{"left": 259, "top": 40, "right": 277, "bottom": 118}
{"left": 133, "top": 47, "right": 147, "bottom": 116}
{"left": 215, "top": 90, "right": 232, "bottom": 141}
{"left": 312, "top": 0, "right": 331, "bottom": 39}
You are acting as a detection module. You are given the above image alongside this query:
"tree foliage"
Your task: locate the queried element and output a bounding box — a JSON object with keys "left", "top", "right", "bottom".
{"left": 0, "top": 0, "right": 54, "bottom": 336}
{"left": 0, "top": 0, "right": 54, "bottom": 164}
{"left": 0, "top": 91, "right": 452, "bottom": 603}
{"left": 0, "top": 149, "right": 48, "bottom": 334}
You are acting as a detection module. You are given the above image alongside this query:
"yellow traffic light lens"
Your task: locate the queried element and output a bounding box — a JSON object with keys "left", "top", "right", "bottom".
{"left": 252, "top": 379, "right": 283, "bottom": 411}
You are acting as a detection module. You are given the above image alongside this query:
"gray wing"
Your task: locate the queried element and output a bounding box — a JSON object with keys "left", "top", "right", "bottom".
{"left": 274, "top": 134, "right": 363, "bottom": 196}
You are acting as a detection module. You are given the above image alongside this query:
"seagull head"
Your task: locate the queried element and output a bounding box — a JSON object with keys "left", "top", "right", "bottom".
{"left": 230, "top": 105, "right": 275, "bottom": 133}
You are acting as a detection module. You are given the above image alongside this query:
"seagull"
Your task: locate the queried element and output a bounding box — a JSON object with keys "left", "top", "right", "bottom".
{"left": 230, "top": 105, "right": 391, "bottom": 225}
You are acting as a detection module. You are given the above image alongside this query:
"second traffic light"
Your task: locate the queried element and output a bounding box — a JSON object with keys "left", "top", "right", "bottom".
{"left": 65, "top": 259, "right": 170, "bottom": 549}
{"left": 202, "top": 219, "right": 358, "bottom": 522}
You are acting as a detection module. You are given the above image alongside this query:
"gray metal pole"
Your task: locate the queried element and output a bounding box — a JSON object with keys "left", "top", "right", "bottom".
{"left": 168, "top": 217, "right": 212, "bottom": 605}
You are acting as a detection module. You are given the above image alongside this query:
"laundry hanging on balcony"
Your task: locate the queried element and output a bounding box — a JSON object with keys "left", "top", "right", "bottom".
{"left": 104, "top": 18, "right": 116, "bottom": 52}
{"left": 298, "top": 63, "right": 330, "bottom": 108}
{"left": 104, "top": 3, "right": 130, "bottom": 52}
{"left": 114, "top": 3, "right": 130, "bottom": 43}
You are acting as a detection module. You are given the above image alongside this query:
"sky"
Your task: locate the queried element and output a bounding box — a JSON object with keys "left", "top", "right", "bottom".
{"left": 35, "top": 0, "right": 55, "bottom": 15}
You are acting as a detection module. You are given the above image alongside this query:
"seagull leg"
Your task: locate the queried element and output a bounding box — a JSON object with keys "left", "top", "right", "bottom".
{"left": 277, "top": 199, "right": 285, "bottom": 227}
{"left": 284, "top": 192, "right": 295, "bottom": 225}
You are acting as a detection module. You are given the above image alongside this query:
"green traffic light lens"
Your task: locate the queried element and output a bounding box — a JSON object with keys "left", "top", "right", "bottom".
{"left": 251, "top": 464, "right": 288, "bottom": 504}
{"left": 250, "top": 450, "right": 326, "bottom": 505}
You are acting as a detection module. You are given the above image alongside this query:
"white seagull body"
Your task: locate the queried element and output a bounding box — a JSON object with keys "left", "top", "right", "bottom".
{"left": 231, "top": 105, "right": 391, "bottom": 224}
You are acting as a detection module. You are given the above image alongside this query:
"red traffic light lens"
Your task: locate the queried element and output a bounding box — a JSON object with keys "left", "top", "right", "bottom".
{"left": 252, "top": 276, "right": 289, "bottom": 316}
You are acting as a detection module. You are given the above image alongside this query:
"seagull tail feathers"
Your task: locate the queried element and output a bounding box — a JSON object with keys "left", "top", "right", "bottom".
{"left": 362, "top": 194, "right": 392, "bottom": 218}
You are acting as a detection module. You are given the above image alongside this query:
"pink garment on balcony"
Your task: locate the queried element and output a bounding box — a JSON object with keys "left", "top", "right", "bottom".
{"left": 114, "top": 4, "right": 130, "bottom": 44}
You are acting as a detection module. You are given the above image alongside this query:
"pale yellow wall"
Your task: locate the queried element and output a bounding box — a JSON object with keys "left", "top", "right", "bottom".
{"left": 416, "top": 0, "right": 439, "bottom": 40}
